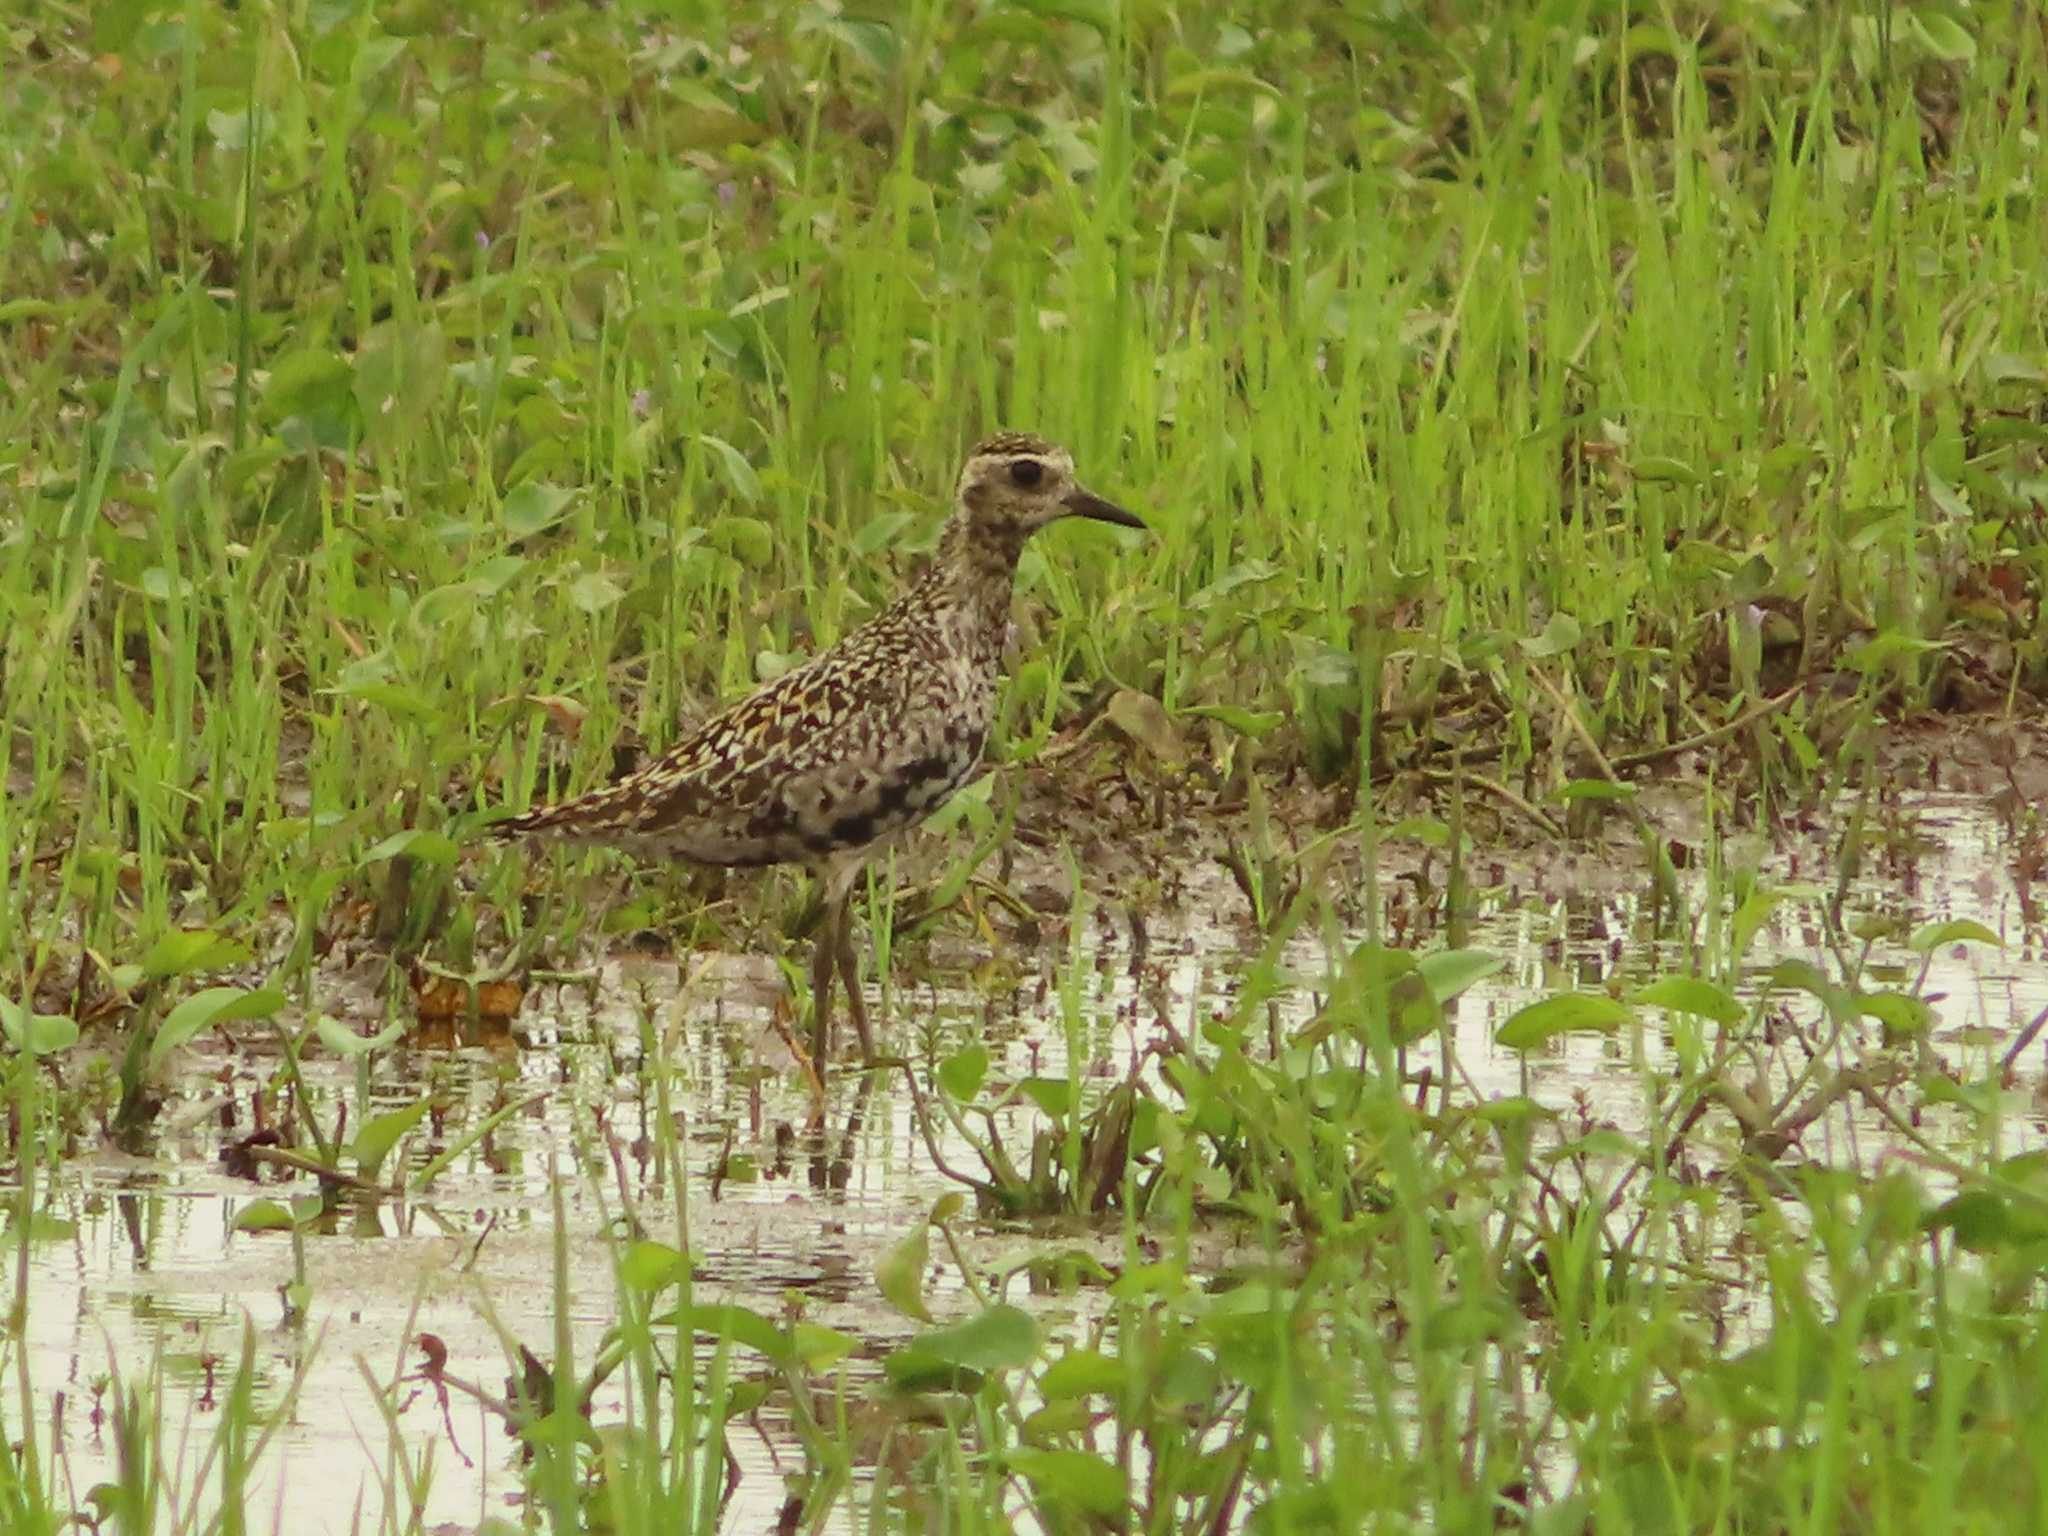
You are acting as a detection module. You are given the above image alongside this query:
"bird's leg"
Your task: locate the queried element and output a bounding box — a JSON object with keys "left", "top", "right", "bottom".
{"left": 808, "top": 896, "right": 839, "bottom": 1068}
{"left": 815, "top": 854, "right": 877, "bottom": 1063}
{"left": 833, "top": 894, "right": 876, "bottom": 1061}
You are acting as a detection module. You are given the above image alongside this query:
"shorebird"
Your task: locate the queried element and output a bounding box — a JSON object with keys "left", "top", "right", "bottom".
{"left": 491, "top": 432, "right": 1143, "bottom": 1068}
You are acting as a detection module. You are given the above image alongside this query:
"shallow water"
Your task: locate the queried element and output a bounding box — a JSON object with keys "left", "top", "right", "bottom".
{"left": 8, "top": 790, "right": 2044, "bottom": 1530}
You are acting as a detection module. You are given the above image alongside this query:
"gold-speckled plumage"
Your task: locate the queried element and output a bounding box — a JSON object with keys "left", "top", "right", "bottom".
{"left": 493, "top": 433, "right": 1143, "bottom": 1064}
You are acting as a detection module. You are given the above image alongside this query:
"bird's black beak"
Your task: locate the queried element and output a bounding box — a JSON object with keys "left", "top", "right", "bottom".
{"left": 1061, "top": 483, "right": 1146, "bottom": 530}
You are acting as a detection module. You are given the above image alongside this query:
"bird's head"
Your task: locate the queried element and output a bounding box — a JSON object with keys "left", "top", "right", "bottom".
{"left": 951, "top": 432, "right": 1145, "bottom": 546}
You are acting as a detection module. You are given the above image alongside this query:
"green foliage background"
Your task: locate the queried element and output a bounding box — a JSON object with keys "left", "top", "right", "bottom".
{"left": 3, "top": 1, "right": 2043, "bottom": 946}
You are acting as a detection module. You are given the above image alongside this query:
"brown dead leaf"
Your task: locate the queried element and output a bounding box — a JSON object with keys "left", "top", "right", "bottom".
{"left": 412, "top": 971, "right": 524, "bottom": 1023}
{"left": 1104, "top": 689, "right": 1184, "bottom": 767}
{"left": 527, "top": 694, "right": 589, "bottom": 738}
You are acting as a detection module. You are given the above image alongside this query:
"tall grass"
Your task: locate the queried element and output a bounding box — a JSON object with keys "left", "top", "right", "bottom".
{"left": 4, "top": 3, "right": 2043, "bottom": 967}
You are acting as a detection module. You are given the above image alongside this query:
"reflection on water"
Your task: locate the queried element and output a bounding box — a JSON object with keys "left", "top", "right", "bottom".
{"left": 7, "top": 791, "right": 2042, "bottom": 1530}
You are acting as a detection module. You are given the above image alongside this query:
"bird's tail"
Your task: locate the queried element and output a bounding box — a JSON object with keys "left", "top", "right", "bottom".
{"left": 488, "top": 778, "right": 652, "bottom": 842}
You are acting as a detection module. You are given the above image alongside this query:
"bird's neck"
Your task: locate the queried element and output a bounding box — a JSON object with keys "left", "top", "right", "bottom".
{"left": 932, "top": 513, "right": 1023, "bottom": 601}
{"left": 925, "top": 512, "right": 1026, "bottom": 657}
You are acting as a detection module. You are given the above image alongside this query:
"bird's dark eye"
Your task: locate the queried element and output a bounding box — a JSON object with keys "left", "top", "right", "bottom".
{"left": 1009, "top": 459, "right": 1044, "bottom": 488}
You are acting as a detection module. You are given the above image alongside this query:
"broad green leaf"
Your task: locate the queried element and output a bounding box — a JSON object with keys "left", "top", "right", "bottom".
{"left": 1620, "top": 21, "right": 1686, "bottom": 57}
{"left": 1518, "top": 613, "right": 1582, "bottom": 658}
{"left": 1859, "top": 991, "right": 1935, "bottom": 1041}
{"left": 220, "top": 441, "right": 289, "bottom": 493}
{"left": 1022, "top": 1400, "right": 1093, "bottom": 1438}
{"left": 361, "top": 828, "right": 460, "bottom": 866}
{"left": 353, "top": 321, "right": 446, "bottom": 452}
{"left": 1019, "top": 1078, "right": 1074, "bottom": 1118}
{"left": 1005, "top": 1449, "right": 1128, "bottom": 1517}
{"left": 566, "top": 571, "right": 627, "bottom": 614}
{"left": 1183, "top": 703, "right": 1286, "bottom": 739}
{"left": 352, "top": 1100, "right": 430, "bottom": 1181}
{"left": 1629, "top": 455, "right": 1699, "bottom": 484}
{"left": 1729, "top": 890, "right": 1787, "bottom": 965}
{"left": 709, "top": 514, "right": 773, "bottom": 567}
{"left": 666, "top": 1305, "right": 792, "bottom": 1365}
{"left": 470, "top": 553, "right": 529, "bottom": 596}
{"left": 1196, "top": 1281, "right": 1297, "bottom": 1319}
{"left": 884, "top": 1304, "right": 1039, "bottom": 1388}
{"left": 348, "top": 684, "right": 437, "bottom": 718}
{"left": 1495, "top": 994, "right": 1631, "bottom": 1050}
{"left": 1630, "top": 977, "right": 1743, "bottom": 1027}
{"left": 314, "top": 1016, "right": 406, "bottom": 1058}
{"left": 412, "top": 578, "right": 481, "bottom": 632}
{"left": 263, "top": 348, "right": 354, "bottom": 422}
{"left": 1908, "top": 919, "right": 2002, "bottom": 954}
{"left": 919, "top": 771, "right": 996, "bottom": 839}
{"left": 1325, "top": 946, "right": 1442, "bottom": 1046}
{"left": 1846, "top": 631, "right": 1946, "bottom": 675}
{"left": 851, "top": 510, "right": 913, "bottom": 556}
{"left": 1153, "top": 1341, "right": 1223, "bottom": 1407}
{"left": 501, "top": 482, "right": 576, "bottom": 540}
{"left": 234, "top": 1199, "right": 298, "bottom": 1233}
{"left": 698, "top": 436, "right": 761, "bottom": 502}
{"left": 721, "top": 1377, "right": 773, "bottom": 1420}
{"left": 516, "top": 1408, "right": 585, "bottom": 1453}
{"left": 1039, "top": 1348, "right": 1125, "bottom": 1398}
{"left": 142, "top": 929, "right": 254, "bottom": 980}
{"left": 876, "top": 1219, "right": 934, "bottom": 1323}
{"left": 1384, "top": 815, "right": 1452, "bottom": 846}
{"left": 1012, "top": 0, "right": 1114, "bottom": 37}
{"left": 1475, "top": 1095, "right": 1556, "bottom": 1128}
{"left": 1982, "top": 352, "right": 2048, "bottom": 386}
{"left": 1386, "top": 965, "right": 1444, "bottom": 1045}
{"left": 1909, "top": 10, "right": 1974, "bottom": 60}
{"left": 1416, "top": 949, "right": 1503, "bottom": 1004}
{"left": 1545, "top": 1129, "right": 1638, "bottom": 1162}
{"left": 1165, "top": 66, "right": 1281, "bottom": 99}
{"left": 620, "top": 1240, "right": 691, "bottom": 1293}
{"left": 1106, "top": 1262, "right": 1187, "bottom": 1301}
{"left": 1926, "top": 1190, "right": 2011, "bottom": 1252}
{"left": 206, "top": 106, "right": 258, "bottom": 150}
{"left": 0, "top": 998, "right": 80, "bottom": 1057}
{"left": 1188, "top": 558, "right": 1280, "bottom": 606}
{"left": 1780, "top": 719, "right": 1820, "bottom": 772}
{"left": 139, "top": 567, "right": 194, "bottom": 603}
{"left": 938, "top": 1045, "right": 988, "bottom": 1103}
{"left": 151, "top": 986, "right": 286, "bottom": 1072}
{"left": 1918, "top": 1074, "right": 1998, "bottom": 1115}
{"left": 790, "top": 1323, "right": 855, "bottom": 1372}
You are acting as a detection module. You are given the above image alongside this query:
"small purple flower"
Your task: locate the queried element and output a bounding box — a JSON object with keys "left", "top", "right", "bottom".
{"left": 717, "top": 181, "right": 737, "bottom": 206}
{"left": 632, "top": 389, "right": 651, "bottom": 418}
{"left": 474, "top": 229, "right": 491, "bottom": 250}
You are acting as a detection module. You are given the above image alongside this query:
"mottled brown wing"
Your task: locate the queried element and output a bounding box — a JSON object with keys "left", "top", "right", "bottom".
{"left": 492, "top": 615, "right": 932, "bottom": 865}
